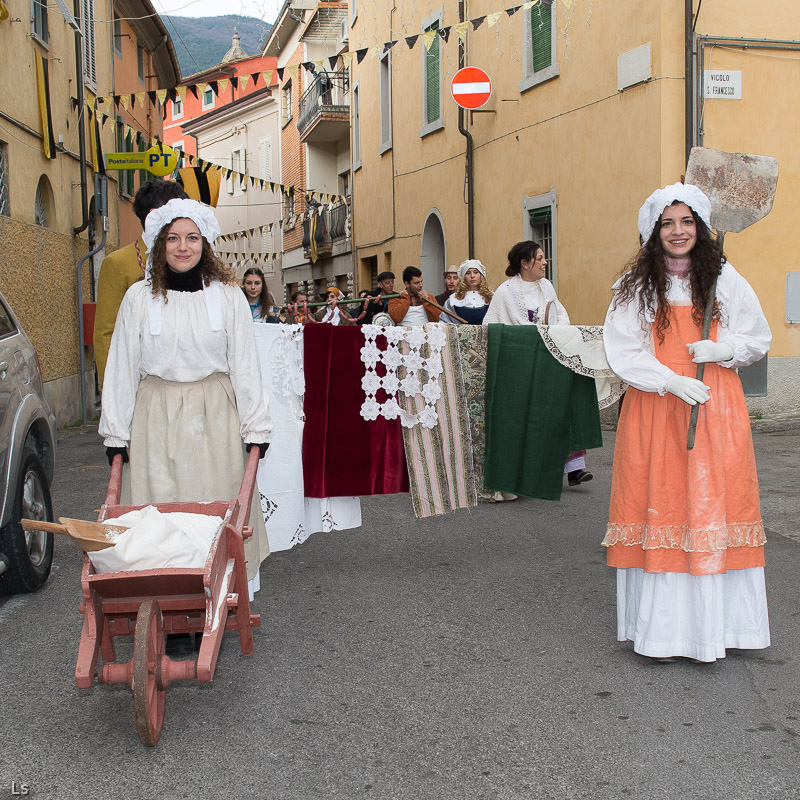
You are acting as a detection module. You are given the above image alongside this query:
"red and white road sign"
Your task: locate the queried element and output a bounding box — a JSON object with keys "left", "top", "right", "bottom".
{"left": 450, "top": 66, "right": 492, "bottom": 110}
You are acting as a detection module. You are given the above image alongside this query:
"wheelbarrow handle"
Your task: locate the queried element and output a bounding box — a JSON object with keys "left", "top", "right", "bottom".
{"left": 104, "top": 454, "right": 125, "bottom": 507}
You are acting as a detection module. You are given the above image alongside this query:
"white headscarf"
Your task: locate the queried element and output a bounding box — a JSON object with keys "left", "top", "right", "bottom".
{"left": 457, "top": 259, "right": 487, "bottom": 281}
{"left": 637, "top": 182, "right": 712, "bottom": 243}
{"left": 142, "top": 199, "right": 223, "bottom": 335}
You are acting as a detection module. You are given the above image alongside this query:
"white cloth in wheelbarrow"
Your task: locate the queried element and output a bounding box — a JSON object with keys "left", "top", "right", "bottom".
{"left": 88, "top": 506, "right": 223, "bottom": 574}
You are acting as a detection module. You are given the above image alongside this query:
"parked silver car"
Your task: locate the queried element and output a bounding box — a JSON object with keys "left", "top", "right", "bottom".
{"left": 0, "top": 290, "right": 56, "bottom": 593}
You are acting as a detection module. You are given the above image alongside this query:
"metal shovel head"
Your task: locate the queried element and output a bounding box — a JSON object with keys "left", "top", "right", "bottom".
{"left": 685, "top": 146, "right": 778, "bottom": 234}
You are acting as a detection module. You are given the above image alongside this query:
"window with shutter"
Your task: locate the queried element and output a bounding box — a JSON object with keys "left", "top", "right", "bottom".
{"left": 259, "top": 136, "right": 272, "bottom": 181}
{"left": 81, "top": 0, "right": 97, "bottom": 89}
{"left": 379, "top": 50, "right": 392, "bottom": 153}
{"left": 31, "top": 0, "right": 49, "bottom": 44}
{"left": 352, "top": 81, "right": 361, "bottom": 169}
{"left": 520, "top": 0, "right": 560, "bottom": 93}
{"left": 420, "top": 11, "right": 444, "bottom": 137}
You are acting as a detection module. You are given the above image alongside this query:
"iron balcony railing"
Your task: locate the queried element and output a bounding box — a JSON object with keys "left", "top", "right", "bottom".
{"left": 302, "top": 200, "right": 351, "bottom": 261}
{"left": 297, "top": 69, "right": 350, "bottom": 137}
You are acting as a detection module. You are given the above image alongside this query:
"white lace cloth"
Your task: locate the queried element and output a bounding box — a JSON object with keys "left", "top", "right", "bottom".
{"left": 253, "top": 325, "right": 361, "bottom": 552}
{"left": 537, "top": 324, "right": 627, "bottom": 409}
{"left": 359, "top": 323, "right": 447, "bottom": 429}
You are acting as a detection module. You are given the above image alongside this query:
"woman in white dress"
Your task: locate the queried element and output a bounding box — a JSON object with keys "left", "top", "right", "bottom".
{"left": 602, "top": 182, "right": 771, "bottom": 662}
{"left": 99, "top": 199, "right": 272, "bottom": 588}
{"left": 484, "top": 240, "right": 593, "bottom": 487}
{"left": 441, "top": 259, "right": 493, "bottom": 325}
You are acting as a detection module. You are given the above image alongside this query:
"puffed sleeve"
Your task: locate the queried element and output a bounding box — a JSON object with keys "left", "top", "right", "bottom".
{"left": 715, "top": 263, "right": 772, "bottom": 368}
{"left": 98, "top": 285, "right": 145, "bottom": 447}
{"left": 225, "top": 288, "right": 273, "bottom": 443}
{"left": 603, "top": 291, "right": 675, "bottom": 394}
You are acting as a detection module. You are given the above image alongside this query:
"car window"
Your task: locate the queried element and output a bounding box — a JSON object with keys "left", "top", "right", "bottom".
{"left": 0, "top": 300, "right": 16, "bottom": 338}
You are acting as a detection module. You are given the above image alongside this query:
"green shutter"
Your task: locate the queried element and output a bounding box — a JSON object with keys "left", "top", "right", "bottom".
{"left": 425, "top": 21, "right": 440, "bottom": 125}
{"left": 531, "top": 4, "right": 552, "bottom": 72}
{"left": 529, "top": 207, "right": 552, "bottom": 226}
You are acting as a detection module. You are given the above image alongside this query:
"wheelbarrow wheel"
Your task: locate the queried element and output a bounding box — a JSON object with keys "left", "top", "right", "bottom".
{"left": 133, "top": 599, "right": 166, "bottom": 746}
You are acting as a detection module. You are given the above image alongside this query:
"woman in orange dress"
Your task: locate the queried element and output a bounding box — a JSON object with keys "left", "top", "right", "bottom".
{"left": 602, "top": 183, "right": 772, "bottom": 663}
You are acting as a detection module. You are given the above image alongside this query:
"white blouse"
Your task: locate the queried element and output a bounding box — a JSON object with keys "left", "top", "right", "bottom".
{"left": 99, "top": 281, "right": 272, "bottom": 447}
{"left": 603, "top": 261, "right": 771, "bottom": 394}
{"left": 483, "top": 274, "right": 569, "bottom": 326}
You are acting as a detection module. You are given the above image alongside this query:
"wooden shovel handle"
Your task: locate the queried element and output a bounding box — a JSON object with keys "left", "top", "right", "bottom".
{"left": 20, "top": 519, "right": 67, "bottom": 534}
{"left": 687, "top": 268, "right": 721, "bottom": 450}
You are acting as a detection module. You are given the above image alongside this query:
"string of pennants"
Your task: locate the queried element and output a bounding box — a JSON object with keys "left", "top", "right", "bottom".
{"left": 87, "top": 0, "right": 558, "bottom": 113}
{"left": 70, "top": 97, "right": 347, "bottom": 206}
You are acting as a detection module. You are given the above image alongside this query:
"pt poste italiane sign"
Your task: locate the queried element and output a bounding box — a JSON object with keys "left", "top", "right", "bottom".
{"left": 105, "top": 145, "right": 180, "bottom": 176}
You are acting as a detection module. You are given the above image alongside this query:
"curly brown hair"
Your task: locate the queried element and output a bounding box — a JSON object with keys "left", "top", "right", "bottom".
{"left": 454, "top": 274, "right": 493, "bottom": 303}
{"left": 148, "top": 223, "right": 237, "bottom": 301}
{"left": 612, "top": 202, "right": 725, "bottom": 342}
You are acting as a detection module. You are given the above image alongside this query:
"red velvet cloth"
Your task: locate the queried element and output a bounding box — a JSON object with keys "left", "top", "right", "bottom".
{"left": 302, "top": 323, "right": 409, "bottom": 497}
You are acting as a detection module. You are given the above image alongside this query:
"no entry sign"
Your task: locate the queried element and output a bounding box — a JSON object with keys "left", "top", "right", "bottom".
{"left": 450, "top": 66, "right": 492, "bottom": 110}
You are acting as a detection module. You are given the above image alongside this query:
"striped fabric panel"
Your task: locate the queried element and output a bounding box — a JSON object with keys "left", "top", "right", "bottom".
{"left": 400, "top": 324, "right": 477, "bottom": 518}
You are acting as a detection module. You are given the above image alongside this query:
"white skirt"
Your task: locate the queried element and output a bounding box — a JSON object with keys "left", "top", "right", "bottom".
{"left": 121, "top": 373, "right": 270, "bottom": 581}
{"left": 616, "top": 567, "right": 770, "bottom": 662}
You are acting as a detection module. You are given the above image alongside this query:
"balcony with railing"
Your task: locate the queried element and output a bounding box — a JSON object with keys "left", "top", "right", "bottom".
{"left": 302, "top": 199, "right": 351, "bottom": 263}
{"left": 297, "top": 70, "right": 350, "bottom": 143}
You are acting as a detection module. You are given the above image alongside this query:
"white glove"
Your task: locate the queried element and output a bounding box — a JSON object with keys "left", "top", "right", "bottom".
{"left": 687, "top": 340, "right": 734, "bottom": 364}
{"left": 664, "top": 375, "right": 710, "bottom": 406}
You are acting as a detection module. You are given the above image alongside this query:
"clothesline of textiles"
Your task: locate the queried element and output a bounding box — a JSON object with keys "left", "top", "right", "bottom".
{"left": 252, "top": 322, "right": 624, "bottom": 543}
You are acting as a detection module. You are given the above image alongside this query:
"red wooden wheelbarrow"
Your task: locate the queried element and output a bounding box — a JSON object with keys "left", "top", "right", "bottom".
{"left": 74, "top": 449, "right": 261, "bottom": 746}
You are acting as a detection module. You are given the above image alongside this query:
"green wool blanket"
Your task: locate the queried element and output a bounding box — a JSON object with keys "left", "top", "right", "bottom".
{"left": 484, "top": 324, "right": 603, "bottom": 501}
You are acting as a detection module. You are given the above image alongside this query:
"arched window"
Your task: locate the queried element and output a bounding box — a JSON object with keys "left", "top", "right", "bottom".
{"left": 34, "top": 175, "right": 54, "bottom": 228}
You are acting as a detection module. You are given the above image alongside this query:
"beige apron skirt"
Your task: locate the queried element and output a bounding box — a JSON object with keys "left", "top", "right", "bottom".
{"left": 121, "top": 373, "right": 269, "bottom": 580}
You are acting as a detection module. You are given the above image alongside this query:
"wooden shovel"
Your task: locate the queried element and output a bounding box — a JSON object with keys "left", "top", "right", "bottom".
{"left": 683, "top": 147, "right": 778, "bottom": 449}
{"left": 20, "top": 517, "right": 128, "bottom": 552}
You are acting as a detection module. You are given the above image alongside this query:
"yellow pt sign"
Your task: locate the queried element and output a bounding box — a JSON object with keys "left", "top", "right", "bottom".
{"left": 104, "top": 145, "right": 179, "bottom": 177}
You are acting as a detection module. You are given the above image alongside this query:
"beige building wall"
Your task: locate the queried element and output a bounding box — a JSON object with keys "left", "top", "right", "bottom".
{"left": 0, "top": 0, "right": 118, "bottom": 423}
{"left": 351, "top": 0, "right": 799, "bottom": 411}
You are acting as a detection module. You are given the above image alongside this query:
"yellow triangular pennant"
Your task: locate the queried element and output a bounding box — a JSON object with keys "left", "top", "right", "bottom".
{"left": 121, "top": 95, "right": 130, "bottom": 111}
{"left": 342, "top": 52, "right": 354, "bottom": 67}
{"left": 156, "top": 89, "right": 167, "bottom": 106}
{"left": 135, "top": 92, "right": 145, "bottom": 109}
{"left": 287, "top": 65, "right": 299, "bottom": 79}
{"left": 455, "top": 22, "right": 469, "bottom": 42}
{"left": 487, "top": 12, "right": 502, "bottom": 27}
{"left": 240, "top": 74, "right": 250, "bottom": 92}
{"left": 369, "top": 45, "right": 380, "bottom": 58}
{"left": 219, "top": 78, "right": 229, "bottom": 94}
{"left": 422, "top": 30, "right": 437, "bottom": 51}
{"left": 177, "top": 86, "right": 187, "bottom": 102}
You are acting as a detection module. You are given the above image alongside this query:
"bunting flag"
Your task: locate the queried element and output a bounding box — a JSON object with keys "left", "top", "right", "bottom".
{"left": 0, "top": 0, "right": 9, "bottom": 21}
{"left": 177, "top": 165, "right": 222, "bottom": 207}
{"left": 35, "top": 53, "right": 56, "bottom": 159}
{"left": 87, "top": 104, "right": 105, "bottom": 174}
{"left": 472, "top": 15, "right": 486, "bottom": 30}
{"left": 487, "top": 12, "right": 503, "bottom": 27}
{"left": 239, "top": 74, "right": 250, "bottom": 92}
{"left": 405, "top": 35, "right": 419, "bottom": 50}
{"left": 422, "top": 30, "right": 438, "bottom": 51}
{"left": 219, "top": 78, "right": 229, "bottom": 94}
{"left": 455, "top": 22, "right": 469, "bottom": 42}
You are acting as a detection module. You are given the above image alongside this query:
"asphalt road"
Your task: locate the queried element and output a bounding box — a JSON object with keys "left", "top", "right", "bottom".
{"left": 0, "top": 425, "right": 798, "bottom": 800}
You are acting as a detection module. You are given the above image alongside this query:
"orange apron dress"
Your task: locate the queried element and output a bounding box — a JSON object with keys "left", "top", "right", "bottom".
{"left": 603, "top": 304, "right": 766, "bottom": 573}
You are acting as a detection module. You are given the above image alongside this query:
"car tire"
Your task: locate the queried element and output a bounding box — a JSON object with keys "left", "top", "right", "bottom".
{"left": 0, "top": 447, "right": 54, "bottom": 595}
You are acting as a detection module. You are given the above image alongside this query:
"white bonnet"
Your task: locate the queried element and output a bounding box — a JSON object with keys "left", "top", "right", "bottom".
{"left": 637, "top": 182, "right": 712, "bottom": 242}
{"left": 142, "top": 198, "right": 221, "bottom": 252}
{"left": 457, "top": 259, "right": 487, "bottom": 281}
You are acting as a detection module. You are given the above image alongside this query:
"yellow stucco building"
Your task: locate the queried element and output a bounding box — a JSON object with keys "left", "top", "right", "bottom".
{"left": 0, "top": 0, "right": 177, "bottom": 424}
{"left": 349, "top": 0, "right": 800, "bottom": 413}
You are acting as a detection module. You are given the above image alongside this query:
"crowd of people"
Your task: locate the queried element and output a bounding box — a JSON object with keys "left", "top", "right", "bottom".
{"left": 95, "top": 178, "right": 772, "bottom": 665}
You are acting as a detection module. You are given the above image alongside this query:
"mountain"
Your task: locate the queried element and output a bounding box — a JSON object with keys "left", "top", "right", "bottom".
{"left": 161, "top": 15, "right": 272, "bottom": 78}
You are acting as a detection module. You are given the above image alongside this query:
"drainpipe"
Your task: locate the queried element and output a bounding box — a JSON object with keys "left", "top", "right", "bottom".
{"left": 76, "top": 176, "right": 108, "bottom": 423}
{"left": 72, "top": 0, "right": 89, "bottom": 235}
{"left": 457, "top": 0, "right": 475, "bottom": 258}
{"left": 684, "top": 0, "right": 694, "bottom": 167}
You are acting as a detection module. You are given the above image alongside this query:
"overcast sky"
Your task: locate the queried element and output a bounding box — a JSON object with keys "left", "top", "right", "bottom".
{"left": 153, "top": 0, "right": 281, "bottom": 24}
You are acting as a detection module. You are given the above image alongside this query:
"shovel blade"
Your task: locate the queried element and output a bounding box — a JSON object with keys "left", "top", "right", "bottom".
{"left": 685, "top": 146, "right": 778, "bottom": 234}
